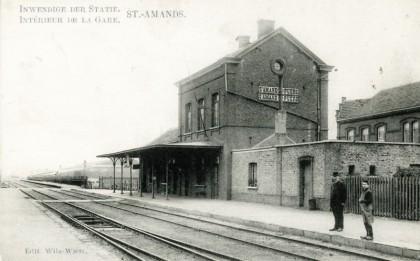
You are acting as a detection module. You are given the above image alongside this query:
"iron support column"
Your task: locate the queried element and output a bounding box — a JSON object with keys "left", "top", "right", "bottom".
{"left": 109, "top": 157, "right": 117, "bottom": 193}
{"left": 166, "top": 155, "right": 169, "bottom": 200}
{"left": 151, "top": 163, "right": 155, "bottom": 199}
{"left": 120, "top": 159, "right": 124, "bottom": 194}
{"left": 139, "top": 155, "right": 143, "bottom": 197}
{"left": 129, "top": 157, "right": 133, "bottom": 196}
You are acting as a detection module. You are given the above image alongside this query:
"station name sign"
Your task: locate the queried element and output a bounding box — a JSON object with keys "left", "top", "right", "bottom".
{"left": 258, "top": 86, "right": 299, "bottom": 103}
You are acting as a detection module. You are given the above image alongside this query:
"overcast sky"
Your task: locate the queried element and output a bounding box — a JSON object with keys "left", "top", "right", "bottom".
{"left": 1, "top": 0, "right": 420, "bottom": 177}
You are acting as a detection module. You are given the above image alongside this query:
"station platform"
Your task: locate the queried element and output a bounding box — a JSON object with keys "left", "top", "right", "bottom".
{"left": 81, "top": 188, "right": 420, "bottom": 260}
{"left": 0, "top": 189, "right": 121, "bottom": 261}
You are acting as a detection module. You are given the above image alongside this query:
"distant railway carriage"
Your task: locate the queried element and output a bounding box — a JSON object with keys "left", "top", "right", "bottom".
{"left": 28, "top": 160, "right": 137, "bottom": 189}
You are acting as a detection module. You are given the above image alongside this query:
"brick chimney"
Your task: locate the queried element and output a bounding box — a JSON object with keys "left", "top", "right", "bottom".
{"left": 236, "top": 35, "right": 250, "bottom": 49}
{"left": 338, "top": 97, "right": 346, "bottom": 111}
{"left": 257, "top": 19, "right": 275, "bottom": 39}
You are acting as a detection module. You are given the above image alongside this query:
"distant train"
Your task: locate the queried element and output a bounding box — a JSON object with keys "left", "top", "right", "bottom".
{"left": 28, "top": 160, "right": 138, "bottom": 190}
{"left": 28, "top": 172, "right": 88, "bottom": 187}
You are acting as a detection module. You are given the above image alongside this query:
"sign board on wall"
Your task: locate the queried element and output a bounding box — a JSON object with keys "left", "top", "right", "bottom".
{"left": 259, "top": 86, "right": 279, "bottom": 94}
{"left": 258, "top": 86, "right": 299, "bottom": 103}
{"left": 259, "top": 93, "right": 279, "bottom": 101}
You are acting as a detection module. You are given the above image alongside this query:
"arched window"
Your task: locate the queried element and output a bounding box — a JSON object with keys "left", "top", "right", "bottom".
{"left": 403, "top": 122, "right": 410, "bottom": 142}
{"left": 361, "top": 127, "right": 369, "bottom": 141}
{"left": 377, "top": 125, "right": 386, "bottom": 142}
{"left": 346, "top": 129, "right": 355, "bottom": 141}
{"left": 413, "top": 121, "right": 419, "bottom": 143}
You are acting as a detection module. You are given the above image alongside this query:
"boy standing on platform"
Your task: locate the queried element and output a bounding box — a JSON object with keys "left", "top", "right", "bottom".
{"left": 359, "top": 181, "right": 374, "bottom": 240}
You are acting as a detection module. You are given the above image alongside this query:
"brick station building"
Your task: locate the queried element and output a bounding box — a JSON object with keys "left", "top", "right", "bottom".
{"left": 98, "top": 20, "right": 333, "bottom": 200}
{"left": 98, "top": 20, "right": 420, "bottom": 210}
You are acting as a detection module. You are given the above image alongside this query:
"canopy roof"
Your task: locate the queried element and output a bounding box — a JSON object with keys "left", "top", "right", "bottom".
{"left": 97, "top": 141, "right": 222, "bottom": 158}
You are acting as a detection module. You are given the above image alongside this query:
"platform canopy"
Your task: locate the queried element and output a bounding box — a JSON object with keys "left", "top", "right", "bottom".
{"left": 96, "top": 141, "right": 222, "bottom": 159}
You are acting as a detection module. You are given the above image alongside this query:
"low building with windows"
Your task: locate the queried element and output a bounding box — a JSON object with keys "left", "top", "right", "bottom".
{"left": 336, "top": 82, "right": 420, "bottom": 143}
{"left": 231, "top": 82, "right": 420, "bottom": 209}
{"left": 232, "top": 140, "right": 420, "bottom": 209}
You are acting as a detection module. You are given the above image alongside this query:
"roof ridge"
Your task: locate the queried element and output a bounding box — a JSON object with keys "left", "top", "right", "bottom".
{"left": 176, "top": 26, "right": 332, "bottom": 86}
{"left": 337, "top": 81, "right": 420, "bottom": 120}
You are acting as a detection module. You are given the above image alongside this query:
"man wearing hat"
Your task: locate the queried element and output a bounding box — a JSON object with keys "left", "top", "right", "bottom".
{"left": 329, "top": 172, "right": 347, "bottom": 232}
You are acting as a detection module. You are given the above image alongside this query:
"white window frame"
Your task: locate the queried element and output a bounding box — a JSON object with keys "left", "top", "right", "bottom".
{"left": 361, "top": 127, "right": 369, "bottom": 141}
{"left": 185, "top": 103, "right": 192, "bottom": 133}
{"left": 403, "top": 122, "right": 410, "bottom": 142}
{"left": 413, "top": 121, "right": 419, "bottom": 143}
{"left": 377, "top": 125, "right": 386, "bottom": 142}
{"left": 346, "top": 129, "right": 355, "bottom": 141}
{"left": 197, "top": 98, "right": 205, "bottom": 131}
{"left": 211, "top": 93, "right": 219, "bottom": 127}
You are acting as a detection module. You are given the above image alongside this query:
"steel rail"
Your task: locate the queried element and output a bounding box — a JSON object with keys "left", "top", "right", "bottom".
{"left": 78, "top": 200, "right": 317, "bottom": 261}
{"left": 41, "top": 202, "right": 155, "bottom": 261}
{"left": 19, "top": 189, "right": 37, "bottom": 199}
{"left": 118, "top": 201, "right": 395, "bottom": 261}
{"left": 32, "top": 190, "right": 58, "bottom": 200}
{"left": 20, "top": 180, "right": 45, "bottom": 188}
{"left": 11, "top": 181, "right": 30, "bottom": 188}
{"left": 68, "top": 190, "right": 394, "bottom": 261}
{"left": 64, "top": 202, "right": 241, "bottom": 261}
{"left": 69, "top": 189, "right": 110, "bottom": 199}
{"left": 23, "top": 190, "right": 234, "bottom": 261}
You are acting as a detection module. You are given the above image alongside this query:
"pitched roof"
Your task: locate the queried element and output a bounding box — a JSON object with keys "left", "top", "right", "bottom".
{"left": 147, "top": 128, "right": 179, "bottom": 146}
{"left": 97, "top": 128, "right": 224, "bottom": 158}
{"left": 176, "top": 27, "right": 333, "bottom": 86}
{"left": 253, "top": 133, "right": 295, "bottom": 148}
{"left": 337, "top": 99, "right": 370, "bottom": 120}
{"left": 337, "top": 82, "right": 420, "bottom": 121}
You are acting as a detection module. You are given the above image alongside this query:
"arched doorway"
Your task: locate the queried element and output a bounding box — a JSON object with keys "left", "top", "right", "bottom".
{"left": 298, "top": 156, "right": 314, "bottom": 208}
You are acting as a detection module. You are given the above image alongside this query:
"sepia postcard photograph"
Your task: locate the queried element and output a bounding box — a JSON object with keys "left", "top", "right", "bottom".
{"left": 1, "top": 0, "right": 420, "bottom": 260}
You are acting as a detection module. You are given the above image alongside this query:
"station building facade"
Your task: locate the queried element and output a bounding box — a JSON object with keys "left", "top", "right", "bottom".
{"left": 175, "top": 20, "right": 333, "bottom": 200}
{"left": 98, "top": 20, "right": 333, "bottom": 200}
{"left": 97, "top": 21, "right": 420, "bottom": 210}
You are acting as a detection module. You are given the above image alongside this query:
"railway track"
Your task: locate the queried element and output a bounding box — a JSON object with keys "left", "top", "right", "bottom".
{"left": 30, "top": 189, "right": 408, "bottom": 261}
{"left": 24, "top": 189, "right": 313, "bottom": 260}
{"left": 9, "top": 181, "right": 30, "bottom": 188}
{"left": 44, "top": 202, "right": 236, "bottom": 261}
{"left": 19, "top": 180, "right": 53, "bottom": 188}
{"left": 9, "top": 180, "right": 52, "bottom": 189}
{"left": 20, "top": 189, "right": 57, "bottom": 200}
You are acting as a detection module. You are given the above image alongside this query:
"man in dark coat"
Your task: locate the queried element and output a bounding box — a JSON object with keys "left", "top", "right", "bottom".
{"left": 329, "top": 172, "right": 347, "bottom": 232}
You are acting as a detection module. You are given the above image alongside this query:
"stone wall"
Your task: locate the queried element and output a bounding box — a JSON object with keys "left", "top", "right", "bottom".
{"left": 231, "top": 141, "right": 420, "bottom": 210}
{"left": 231, "top": 148, "right": 279, "bottom": 204}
